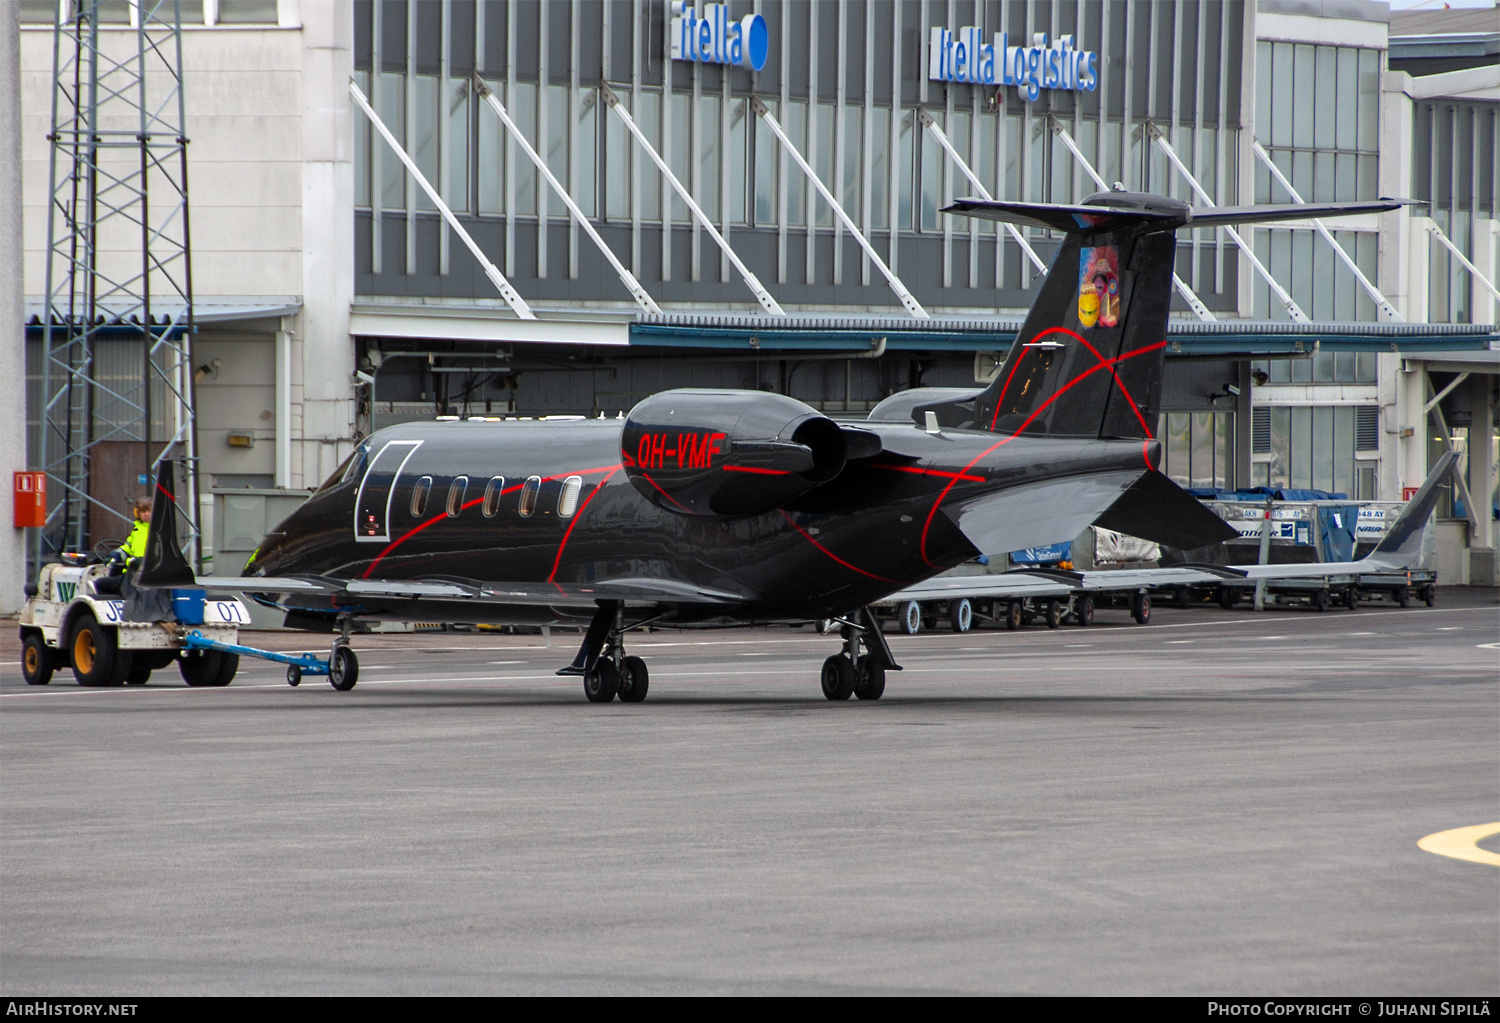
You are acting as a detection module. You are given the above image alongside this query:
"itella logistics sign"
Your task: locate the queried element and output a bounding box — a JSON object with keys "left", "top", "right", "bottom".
{"left": 670, "top": 2, "right": 770, "bottom": 73}
{"left": 929, "top": 29, "right": 1098, "bottom": 101}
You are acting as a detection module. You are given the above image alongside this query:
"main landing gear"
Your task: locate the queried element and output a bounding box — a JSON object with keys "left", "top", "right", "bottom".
{"left": 820, "top": 606, "right": 902, "bottom": 702}
{"left": 560, "top": 601, "right": 650, "bottom": 704}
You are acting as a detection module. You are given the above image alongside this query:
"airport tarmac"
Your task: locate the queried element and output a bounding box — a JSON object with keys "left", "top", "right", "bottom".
{"left": 3, "top": 592, "right": 1497, "bottom": 995}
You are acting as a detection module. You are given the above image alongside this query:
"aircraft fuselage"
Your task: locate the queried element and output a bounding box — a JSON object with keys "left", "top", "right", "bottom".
{"left": 247, "top": 417, "right": 1157, "bottom": 625}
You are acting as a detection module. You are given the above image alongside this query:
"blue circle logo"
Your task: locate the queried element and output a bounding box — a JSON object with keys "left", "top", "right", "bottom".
{"left": 742, "top": 14, "right": 768, "bottom": 72}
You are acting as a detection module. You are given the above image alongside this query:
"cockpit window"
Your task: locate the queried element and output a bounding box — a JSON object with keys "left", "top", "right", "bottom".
{"left": 317, "top": 440, "right": 370, "bottom": 494}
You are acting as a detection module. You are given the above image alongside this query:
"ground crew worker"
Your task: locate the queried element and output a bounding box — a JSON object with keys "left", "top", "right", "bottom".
{"left": 120, "top": 497, "right": 152, "bottom": 560}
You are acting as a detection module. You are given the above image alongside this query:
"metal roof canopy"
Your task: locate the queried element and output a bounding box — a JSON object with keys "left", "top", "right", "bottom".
{"left": 630, "top": 314, "right": 1499, "bottom": 356}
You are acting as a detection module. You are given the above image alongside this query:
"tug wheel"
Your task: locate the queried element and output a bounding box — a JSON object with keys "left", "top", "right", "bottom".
{"left": 820, "top": 655, "right": 855, "bottom": 701}
{"left": 22, "top": 633, "right": 53, "bottom": 686}
{"left": 71, "top": 613, "right": 129, "bottom": 686}
{"left": 617, "top": 655, "right": 650, "bottom": 703}
{"left": 180, "top": 650, "right": 233, "bottom": 687}
{"left": 329, "top": 647, "right": 359, "bottom": 691}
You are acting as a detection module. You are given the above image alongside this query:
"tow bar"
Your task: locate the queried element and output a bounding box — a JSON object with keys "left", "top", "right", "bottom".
{"left": 179, "top": 631, "right": 359, "bottom": 690}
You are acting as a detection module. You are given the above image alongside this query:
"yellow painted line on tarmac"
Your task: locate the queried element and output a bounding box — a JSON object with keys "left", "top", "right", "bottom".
{"left": 1417, "top": 823, "right": 1500, "bottom": 866}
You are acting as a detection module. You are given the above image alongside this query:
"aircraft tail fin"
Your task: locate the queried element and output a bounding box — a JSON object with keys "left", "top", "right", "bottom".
{"left": 135, "top": 459, "right": 198, "bottom": 588}
{"left": 1366, "top": 451, "right": 1457, "bottom": 569}
{"left": 942, "top": 193, "right": 1411, "bottom": 442}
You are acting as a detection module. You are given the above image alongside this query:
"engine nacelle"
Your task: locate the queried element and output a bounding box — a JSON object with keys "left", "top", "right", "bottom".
{"left": 622, "top": 390, "right": 847, "bottom": 517}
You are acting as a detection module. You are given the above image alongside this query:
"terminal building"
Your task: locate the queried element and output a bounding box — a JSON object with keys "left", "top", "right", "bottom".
{"left": 16, "top": 0, "right": 1500, "bottom": 583}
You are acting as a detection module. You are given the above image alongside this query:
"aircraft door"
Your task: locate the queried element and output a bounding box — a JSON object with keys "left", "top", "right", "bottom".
{"left": 354, "top": 439, "right": 422, "bottom": 542}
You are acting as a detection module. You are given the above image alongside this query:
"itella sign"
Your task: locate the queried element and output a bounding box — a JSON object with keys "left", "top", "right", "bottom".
{"left": 670, "top": 2, "right": 770, "bottom": 73}
{"left": 929, "top": 29, "right": 1097, "bottom": 101}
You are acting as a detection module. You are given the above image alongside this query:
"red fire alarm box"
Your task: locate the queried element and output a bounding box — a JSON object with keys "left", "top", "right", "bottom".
{"left": 14, "top": 472, "right": 46, "bottom": 528}
{"left": 1402, "top": 486, "right": 1420, "bottom": 502}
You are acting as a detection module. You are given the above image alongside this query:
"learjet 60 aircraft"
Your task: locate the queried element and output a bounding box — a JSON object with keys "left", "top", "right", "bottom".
{"left": 150, "top": 191, "right": 1423, "bottom": 702}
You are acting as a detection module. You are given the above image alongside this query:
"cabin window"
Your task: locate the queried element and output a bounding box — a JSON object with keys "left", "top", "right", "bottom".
{"left": 517, "top": 476, "right": 541, "bottom": 517}
{"left": 410, "top": 476, "right": 433, "bottom": 517}
{"left": 482, "top": 476, "right": 506, "bottom": 517}
{"left": 557, "top": 476, "right": 583, "bottom": 519}
{"left": 446, "top": 476, "right": 469, "bottom": 517}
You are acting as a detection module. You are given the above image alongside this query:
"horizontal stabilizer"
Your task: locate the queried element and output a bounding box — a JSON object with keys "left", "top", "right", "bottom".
{"left": 1093, "top": 470, "right": 1240, "bottom": 550}
{"left": 942, "top": 198, "right": 1180, "bottom": 235}
{"left": 1187, "top": 199, "right": 1412, "bottom": 228}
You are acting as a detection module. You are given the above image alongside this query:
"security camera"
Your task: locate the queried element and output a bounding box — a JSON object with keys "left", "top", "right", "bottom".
{"left": 1225, "top": 384, "right": 1241, "bottom": 397}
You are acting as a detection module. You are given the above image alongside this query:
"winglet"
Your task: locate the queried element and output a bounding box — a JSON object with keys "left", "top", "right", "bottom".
{"left": 135, "top": 460, "right": 198, "bottom": 588}
{"left": 1366, "top": 451, "right": 1458, "bottom": 569}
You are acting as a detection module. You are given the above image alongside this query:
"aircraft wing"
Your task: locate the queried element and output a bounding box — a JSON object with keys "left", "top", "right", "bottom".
{"left": 885, "top": 573, "right": 1076, "bottom": 602}
{"left": 196, "top": 574, "right": 749, "bottom": 608}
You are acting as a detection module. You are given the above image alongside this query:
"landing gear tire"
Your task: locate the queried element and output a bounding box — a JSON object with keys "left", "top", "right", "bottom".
{"left": 70, "top": 613, "right": 129, "bottom": 686}
{"left": 329, "top": 647, "right": 359, "bottom": 691}
{"left": 1005, "top": 600, "right": 1023, "bottom": 631}
{"left": 22, "top": 633, "right": 53, "bottom": 686}
{"left": 1312, "top": 588, "right": 1329, "bottom": 612}
{"left": 853, "top": 656, "right": 885, "bottom": 701}
{"left": 584, "top": 659, "right": 618, "bottom": 702}
{"left": 1075, "top": 595, "right": 1095, "bottom": 627}
{"left": 821, "top": 655, "right": 855, "bottom": 701}
{"left": 899, "top": 600, "right": 922, "bottom": 635}
{"left": 617, "top": 655, "right": 650, "bottom": 703}
{"left": 1131, "top": 593, "right": 1152, "bottom": 625}
{"left": 1045, "top": 599, "right": 1063, "bottom": 629}
{"left": 1422, "top": 584, "right": 1436, "bottom": 607}
{"left": 287, "top": 664, "right": 302, "bottom": 686}
{"left": 949, "top": 599, "right": 972, "bottom": 634}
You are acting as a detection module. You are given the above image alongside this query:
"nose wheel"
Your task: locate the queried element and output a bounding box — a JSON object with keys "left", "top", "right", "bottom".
{"left": 821, "top": 607, "right": 900, "bottom": 702}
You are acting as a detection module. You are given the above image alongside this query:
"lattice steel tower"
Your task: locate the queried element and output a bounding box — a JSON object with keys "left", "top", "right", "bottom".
{"left": 38, "top": 0, "right": 198, "bottom": 562}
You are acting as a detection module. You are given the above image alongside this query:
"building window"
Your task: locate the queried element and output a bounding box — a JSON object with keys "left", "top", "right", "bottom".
{"left": 216, "top": 0, "right": 279, "bottom": 24}
{"left": 1252, "top": 355, "right": 1377, "bottom": 386}
{"left": 1160, "top": 411, "right": 1233, "bottom": 490}
{"left": 1253, "top": 405, "right": 1369, "bottom": 496}
{"left": 1255, "top": 42, "right": 1380, "bottom": 204}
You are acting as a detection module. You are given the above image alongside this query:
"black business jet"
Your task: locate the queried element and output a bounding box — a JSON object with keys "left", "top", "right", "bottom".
{"left": 147, "top": 192, "right": 1409, "bottom": 702}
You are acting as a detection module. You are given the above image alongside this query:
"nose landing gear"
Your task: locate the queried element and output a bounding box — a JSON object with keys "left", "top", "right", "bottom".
{"left": 820, "top": 607, "right": 901, "bottom": 702}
